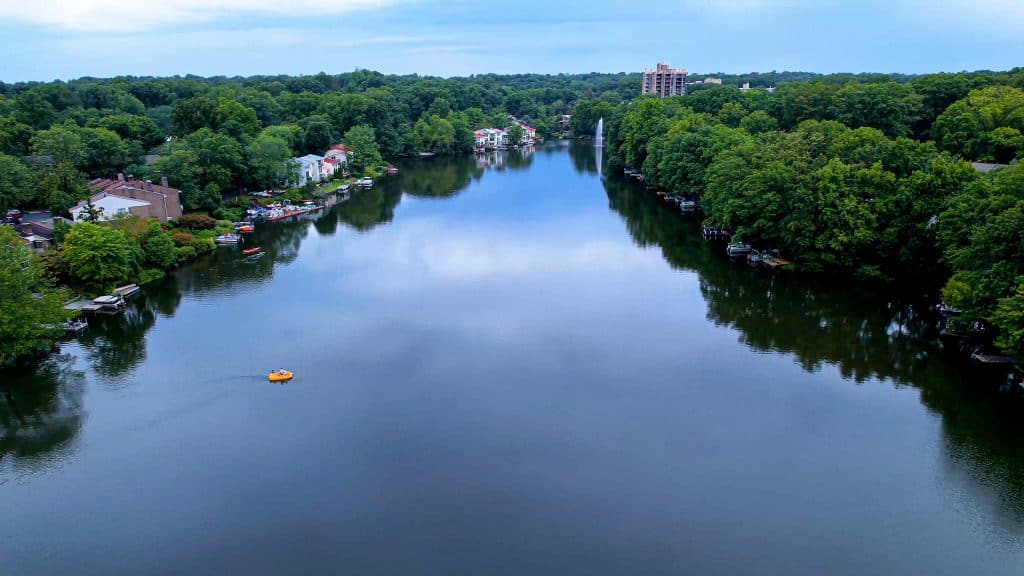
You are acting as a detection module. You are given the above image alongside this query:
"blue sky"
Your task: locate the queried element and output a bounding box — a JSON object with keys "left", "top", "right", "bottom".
{"left": 1, "top": 0, "right": 1021, "bottom": 81}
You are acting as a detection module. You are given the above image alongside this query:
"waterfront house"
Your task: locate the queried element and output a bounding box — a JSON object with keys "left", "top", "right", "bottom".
{"left": 324, "top": 145, "right": 350, "bottom": 165}
{"left": 517, "top": 122, "right": 537, "bottom": 143}
{"left": 474, "top": 130, "right": 488, "bottom": 150}
{"left": 80, "top": 175, "right": 183, "bottom": 221}
{"left": 293, "top": 154, "right": 324, "bottom": 186}
{"left": 322, "top": 157, "right": 340, "bottom": 179}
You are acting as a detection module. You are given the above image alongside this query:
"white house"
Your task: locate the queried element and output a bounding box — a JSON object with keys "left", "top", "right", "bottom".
{"left": 517, "top": 122, "right": 536, "bottom": 143}
{"left": 322, "top": 157, "right": 340, "bottom": 179}
{"left": 70, "top": 195, "right": 151, "bottom": 222}
{"left": 293, "top": 154, "right": 324, "bottom": 186}
{"left": 324, "top": 144, "right": 350, "bottom": 165}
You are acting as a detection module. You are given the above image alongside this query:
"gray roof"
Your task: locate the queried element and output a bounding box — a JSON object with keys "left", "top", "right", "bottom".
{"left": 971, "top": 162, "right": 1009, "bottom": 174}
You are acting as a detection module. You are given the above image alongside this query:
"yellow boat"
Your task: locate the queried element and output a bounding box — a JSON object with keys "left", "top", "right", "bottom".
{"left": 268, "top": 370, "right": 293, "bottom": 382}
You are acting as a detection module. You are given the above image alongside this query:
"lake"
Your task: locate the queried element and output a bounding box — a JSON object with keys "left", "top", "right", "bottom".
{"left": 2, "top": 142, "right": 1023, "bottom": 575}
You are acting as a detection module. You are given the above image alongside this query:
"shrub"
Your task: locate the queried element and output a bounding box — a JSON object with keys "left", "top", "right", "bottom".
{"left": 175, "top": 213, "right": 217, "bottom": 230}
{"left": 137, "top": 268, "right": 165, "bottom": 285}
{"left": 190, "top": 237, "right": 216, "bottom": 254}
{"left": 171, "top": 232, "right": 193, "bottom": 246}
{"left": 175, "top": 245, "right": 197, "bottom": 262}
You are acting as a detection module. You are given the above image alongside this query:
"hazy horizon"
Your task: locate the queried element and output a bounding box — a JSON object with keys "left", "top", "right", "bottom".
{"left": 1, "top": 0, "right": 1022, "bottom": 82}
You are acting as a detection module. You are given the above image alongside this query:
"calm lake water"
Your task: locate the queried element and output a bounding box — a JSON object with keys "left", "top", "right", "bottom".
{"left": 3, "top": 142, "right": 1024, "bottom": 575}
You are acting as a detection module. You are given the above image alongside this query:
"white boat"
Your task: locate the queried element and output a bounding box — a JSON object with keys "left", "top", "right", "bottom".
{"left": 356, "top": 177, "right": 374, "bottom": 188}
{"left": 113, "top": 284, "right": 140, "bottom": 298}
{"left": 215, "top": 233, "right": 242, "bottom": 245}
{"left": 726, "top": 243, "right": 752, "bottom": 257}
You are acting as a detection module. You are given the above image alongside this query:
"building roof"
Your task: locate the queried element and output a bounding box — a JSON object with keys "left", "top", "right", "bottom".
{"left": 89, "top": 177, "right": 181, "bottom": 199}
{"left": 73, "top": 194, "right": 151, "bottom": 212}
{"left": 330, "top": 144, "right": 351, "bottom": 152}
{"left": 971, "top": 162, "right": 1010, "bottom": 174}
{"left": 295, "top": 154, "right": 324, "bottom": 163}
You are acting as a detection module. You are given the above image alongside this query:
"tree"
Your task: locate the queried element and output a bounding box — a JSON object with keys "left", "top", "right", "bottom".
{"left": 153, "top": 150, "right": 201, "bottom": 203}
{"left": 0, "top": 226, "right": 71, "bottom": 366}
{"left": 0, "top": 153, "right": 32, "bottom": 211}
{"left": 60, "top": 222, "right": 135, "bottom": 288}
{"left": 344, "top": 124, "right": 382, "bottom": 173}
{"left": 80, "top": 197, "right": 104, "bottom": 223}
{"left": 247, "top": 132, "right": 295, "bottom": 189}
{"left": 79, "top": 127, "right": 130, "bottom": 174}
{"left": 13, "top": 91, "right": 57, "bottom": 129}
{"left": 301, "top": 121, "right": 334, "bottom": 155}
{"left": 214, "top": 98, "right": 261, "bottom": 141}
{"left": 171, "top": 96, "right": 218, "bottom": 136}
{"left": 507, "top": 123, "right": 525, "bottom": 146}
{"left": 0, "top": 118, "right": 35, "bottom": 156}
{"left": 141, "top": 222, "right": 177, "bottom": 268}
{"left": 932, "top": 86, "right": 1024, "bottom": 161}
{"left": 830, "top": 82, "right": 923, "bottom": 138}
{"left": 31, "top": 123, "right": 87, "bottom": 167}
{"left": 40, "top": 162, "right": 88, "bottom": 215}
{"left": 739, "top": 110, "right": 778, "bottom": 134}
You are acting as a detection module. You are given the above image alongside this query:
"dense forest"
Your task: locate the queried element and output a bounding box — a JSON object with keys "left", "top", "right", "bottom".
{"left": 597, "top": 69, "right": 1024, "bottom": 358}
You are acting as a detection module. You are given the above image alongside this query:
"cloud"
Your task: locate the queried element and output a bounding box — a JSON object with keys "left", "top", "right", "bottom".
{"left": 0, "top": 0, "right": 403, "bottom": 31}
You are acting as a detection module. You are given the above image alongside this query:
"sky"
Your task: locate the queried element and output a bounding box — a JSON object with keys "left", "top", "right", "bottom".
{"left": 0, "top": 0, "right": 1022, "bottom": 81}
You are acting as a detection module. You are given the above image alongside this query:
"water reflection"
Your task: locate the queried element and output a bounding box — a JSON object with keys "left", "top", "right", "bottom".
{"left": 604, "top": 172, "right": 1024, "bottom": 534}
{"left": 0, "top": 355, "right": 85, "bottom": 477}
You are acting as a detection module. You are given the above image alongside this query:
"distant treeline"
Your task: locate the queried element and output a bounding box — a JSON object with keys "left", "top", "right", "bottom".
{"left": 0, "top": 71, "right": 641, "bottom": 217}
{"left": 593, "top": 68, "right": 1024, "bottom": 357}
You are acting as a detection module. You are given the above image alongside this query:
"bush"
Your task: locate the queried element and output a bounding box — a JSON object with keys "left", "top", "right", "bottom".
{"left": 175, "top": 245, "right": 197, "bottom": 262}
{"left": 190, "top": 237, "right": 216, "bottom": 254}
{"left": 175, "top": 213, "right": 217, "bottom": 230}
{"left": 171, "top": 232, "right": 193, "bottom": 246}
{"left": 137, "top": 267, "right": 165, "bottom": 285}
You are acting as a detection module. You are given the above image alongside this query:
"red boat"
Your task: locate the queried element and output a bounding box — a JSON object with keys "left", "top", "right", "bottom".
{"left": 242, "top": 247, "right": 262, "bottom": 255}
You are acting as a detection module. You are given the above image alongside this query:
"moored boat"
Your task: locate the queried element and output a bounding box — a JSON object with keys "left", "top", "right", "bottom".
{"left": 356, "top": 177, "right": 374, "bottom": 188}
{"left": 234, "top": 222, "right": 255, "bottom": 234}
{"left": 113, "top": 283, "right": 140, "bottom": 298}
{"left": 726, "top": 242, "right": 752, "bottom": 257}
{"left": 242, "top": 247, "right": 262, "bottom": 255}
{"left": 215, "top": 233, "right": 242, "bottom": 245}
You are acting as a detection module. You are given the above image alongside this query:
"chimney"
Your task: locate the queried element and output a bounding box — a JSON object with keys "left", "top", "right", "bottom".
{"left": 160, "top": 176, "right": 168, "bottom": 188}
{"left": 117, "top": 173, "right": 125, "bottom": 181}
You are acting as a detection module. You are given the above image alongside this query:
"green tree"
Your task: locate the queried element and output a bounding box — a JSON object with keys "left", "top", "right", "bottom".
{"left": 60, "top": 222, "right": 135, "bottom": 288}
{"left": 247, "top": 132, "right": 295, "bottom": 189}
{"left": 171, "top": 96, "right": 218, "bottom": 136}
{"left": 14, "top": 91, "right": 58, "bottom": 129}
{"left": 301, "top": 121, "right": 334, "bottom": 155}
{"left": 932, "top": 86, "right": 1024, "bottom": 161}
{"left": 40, "top": 162, "right": 88, "bottom": 215}
{"left": 31, "top": 123, "right": 87, "bottom": 167}
{"left": 344, "top": 124, "right": 382, "bottom": 173}
{"left": 0, "top": 118, "right": 35, "bottom": 156}
{"left": 0, "top": 226, "right": 72, "bottom": 366}
{"left": 141, "top": 222, "right": 177, "bottom": 268}
{"left": 0, "top": 153, "right": 32, "bottom": 211}
{"left": 507, "top": 123, "right": 525, "bottom": 146}
{"left": 739, "top": 110, "right": 778, "bottom": 134}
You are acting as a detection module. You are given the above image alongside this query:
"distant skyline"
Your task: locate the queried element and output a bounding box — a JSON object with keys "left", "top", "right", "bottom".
{"left": 1, "top": 0, "right": 1022, "bottom": 82}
